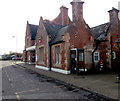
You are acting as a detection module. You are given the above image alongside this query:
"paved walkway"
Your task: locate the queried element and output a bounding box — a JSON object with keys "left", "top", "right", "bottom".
{"left": 14, "top": 61, "right": 119, "bottom": 100}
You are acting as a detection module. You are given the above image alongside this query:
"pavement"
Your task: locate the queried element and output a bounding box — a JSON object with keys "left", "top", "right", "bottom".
{"left": 15, "top": 61, "right": 119, "bottom": 100}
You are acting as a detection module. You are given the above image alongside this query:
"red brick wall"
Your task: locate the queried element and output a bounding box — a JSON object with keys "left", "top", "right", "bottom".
{"left": 51, "top": 1, "right": 93, "bottom": 71}
{"left": 107, "top": 8, "right": 120, "bottom": 70}
{"left": 69, "top": 22, "right": 92, "bottom": 49}
{"left": 99, "top": 42, "right": 108, "bottom": 67}
{"left": 71, "top": 1, "right": 84, "bottom": 22}
{"left": 25, "top": 22, "right": 35, "bottom": 49}
{"left": 69, "top": 1, "right": 92, "bottom": 49}
{"left": 23, "top": 50, "right": 27, "bottom": 62}
{"left": 36, "top": 17, "right": 49, "bottom": 67}
{"left": 51, "top": 43, "right": 68, "bottom": 70}
{"left": 26, "top": 51, "right": 31, "bottom": 62}
{"left": 24, "top": 22, "right": 36, "bottom": 63}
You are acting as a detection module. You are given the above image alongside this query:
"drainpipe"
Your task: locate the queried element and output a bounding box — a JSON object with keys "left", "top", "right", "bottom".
{"left": 49, "top": 44, "right": 52, "bottom": 71}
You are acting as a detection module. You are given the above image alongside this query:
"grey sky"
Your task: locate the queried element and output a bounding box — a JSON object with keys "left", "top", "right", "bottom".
{"left": 0, "top": 0, "right": 119, "bottom": 55}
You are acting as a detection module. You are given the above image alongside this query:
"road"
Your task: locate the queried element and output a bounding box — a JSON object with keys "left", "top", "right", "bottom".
{"left": 1, "top": 61, "right": 87, "bottom": 100}
{"left": 1, "top": 61, "right": 118, "bottom": 101}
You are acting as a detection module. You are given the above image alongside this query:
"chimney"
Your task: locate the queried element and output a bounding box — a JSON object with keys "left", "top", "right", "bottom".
{"left": 70, "top": 0, "right": 84, "bottom": 22}
{"left": 60, "top": 6, "right": 69, "bottom": 25}
{"left": 108, "top": 7, "right": 119, "bottom": 24}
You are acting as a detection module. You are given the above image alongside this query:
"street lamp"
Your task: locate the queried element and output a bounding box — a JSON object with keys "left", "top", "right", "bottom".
{"left": 12, "top": 36, "right": 17, "bottom": 63}
{"left": 115, "top": 38, "right": 120, "bottom": 81}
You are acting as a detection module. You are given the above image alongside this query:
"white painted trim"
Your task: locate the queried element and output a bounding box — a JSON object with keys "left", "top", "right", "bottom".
{"left": 94, "top": 52, "right": 100, "bottom": 62}
{"left": 51, "top": 68, "right": 70, "bottom": 74}
{"left": 27, "top": 62, "right": 35, "bottom": 64}
{"left": 35, "top": 65, "right": 70, "bottom": 74}
{"left": 35, "top": 65, "right": 49, "bottom": 71}
{"left": 26, "top": 46, "right": 36, "bottom": 51}
{"left": 71, "top": 48, "right": 77, "bottom": 51}
{"left": 79, "top": 68, "right": 87, "bottom": 72}
{"left": 112, "top": 52, "right": 116, "bottom": 59}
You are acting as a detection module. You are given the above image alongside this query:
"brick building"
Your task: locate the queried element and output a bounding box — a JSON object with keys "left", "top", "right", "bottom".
{"left": 23, "top": 0, "right": 120, "bottom": 74}
{"left": 35, "top": 0, "right": 94, "bottom": 74}
{"left": 91, "top": 7, "right": 120, "bottom": 72}
{"left": 23, "top": 21, "right": 38, "bottom": 64}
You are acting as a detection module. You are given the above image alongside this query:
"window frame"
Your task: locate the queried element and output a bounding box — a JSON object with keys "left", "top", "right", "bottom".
{"left": 112, "top": 52, "right": 116, "bottom": 59}
{"left": 94, "top": 52, "right": 100, "bottom": 62}
{"left": 55, "top": 46, "right": 61, "bottom": 64}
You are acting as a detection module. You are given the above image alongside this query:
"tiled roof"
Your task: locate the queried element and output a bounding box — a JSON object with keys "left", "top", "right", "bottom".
{"left": 43, "top": 21, "right": 64, "bottom": 44}
{"left": 29, "top": 24, "right": 38, "bottom": 40}
{"left": 51, "top": 26, "right": 68, "bottom": 44}
{"left": 91, "top": 23, "right": 110, "bottom": 41}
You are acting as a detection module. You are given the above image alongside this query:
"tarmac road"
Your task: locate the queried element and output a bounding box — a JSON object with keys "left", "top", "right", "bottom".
{"left": 1, "top": 61, "right": 88, "bottom": 100}
{"left": 1, "top": 61, "right": 119, "bottom": 101}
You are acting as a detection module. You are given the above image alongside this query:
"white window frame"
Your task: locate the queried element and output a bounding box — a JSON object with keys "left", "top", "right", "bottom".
{"left": 94, "top": 52, "right": 100, "bottom": 62}
{"left": 55, "top": 46, "right": 61, "bottom": 64}
{"left": 112, "top": 52, "right": 116, "bottom": 59}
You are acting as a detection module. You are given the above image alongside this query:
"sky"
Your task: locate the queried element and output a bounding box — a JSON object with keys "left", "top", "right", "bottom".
{"left": 0, "top": 0, "right": 119, "bottom": 55}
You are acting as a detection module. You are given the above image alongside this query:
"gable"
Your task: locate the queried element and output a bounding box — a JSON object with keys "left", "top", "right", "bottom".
{"left": 50, "top": 26, "right": 69, "bottom": 45}
{"left": 43, "top": 21, "right": 64, "bottom": 43}
{"left": 29, "top": 24, "right": 38, "bottom": 40}
{"left": 91, "top": 23, "right": 110, "bottom": 41}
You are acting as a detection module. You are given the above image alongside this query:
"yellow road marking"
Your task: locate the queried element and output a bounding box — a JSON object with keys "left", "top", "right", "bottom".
{"left": 15, "top": 88, "right": 40, "bottom": 94}
{"left": 15, "top": 92, "right": 20, "bottom": 100}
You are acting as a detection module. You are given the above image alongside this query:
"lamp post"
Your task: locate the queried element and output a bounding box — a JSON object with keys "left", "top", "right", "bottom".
{"left": 12, "top": 36, "right": 17, "bottom": 63}
{"left": 115, "top": 38, "right": 120, "bottom": 81}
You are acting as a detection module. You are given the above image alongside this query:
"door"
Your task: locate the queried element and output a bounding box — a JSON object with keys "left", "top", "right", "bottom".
{"left": 70, "top": 50, "right": 76, "bottom": 74}
{"left": 77, "top": 49, "right": 85, "bottom": 72}
{"left": 31, "top": 50, "right": 35, "bottom": 62}
{"left": 70, "top": 49, "right": 85, "bottom": 74}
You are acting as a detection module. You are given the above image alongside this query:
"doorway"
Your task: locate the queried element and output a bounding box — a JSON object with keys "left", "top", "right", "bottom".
{"left": 70, "top": 48, "right": 85, "bottom": 74}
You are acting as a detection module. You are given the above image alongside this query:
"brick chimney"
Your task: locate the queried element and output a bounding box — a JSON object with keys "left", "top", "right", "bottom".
{"left": 52, "top": 6, "right": 70, "bottom": 25}
{"left": 60, "top": 6, "right": 69, "bottom": 25}
{"left": 70, "top": 0, "right": 84, "bottom": 22}
{"left": 108, "top": 7, "right": 119, "bottom": 24}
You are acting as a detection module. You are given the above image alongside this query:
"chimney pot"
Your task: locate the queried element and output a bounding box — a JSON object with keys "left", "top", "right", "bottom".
{"left": 108, "top": 7, "right": 119, "bottom": 24}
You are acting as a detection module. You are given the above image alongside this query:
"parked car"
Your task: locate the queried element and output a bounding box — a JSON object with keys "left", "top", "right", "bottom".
{"left": 2, "top": 55, "right": 12, "bottom": 60}
{"left": 12, "top": 57, "right": 23, "bottom": 61}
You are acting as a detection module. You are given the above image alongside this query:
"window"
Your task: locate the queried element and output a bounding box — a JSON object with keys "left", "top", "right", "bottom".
{"left": 112, "top": 52, "right": 116, "bottom": 59}
{"left": 39, "top": 47, "right": 44, "bottom": 63}
{"left": 55, "top": 46, "right": 60, "bottom": 64}
{"left": 78, "top": 52, "right": 84, "bottom": 61}
{"left": 94, "top": 52, "right": 100, "bottom": 62}
{"left": 71, "top": 50, "right": 76, "bottom": 58}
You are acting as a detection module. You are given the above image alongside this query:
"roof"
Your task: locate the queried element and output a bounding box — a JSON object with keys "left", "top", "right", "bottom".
{"left": 91, "top": 23, "right": 110, "bottom": 41}
{"left": 51, "top": 26, "right": 68, "bottom": 44}
{"left": 29, "top": 24, "right": 38, "bottom": 40}
{"left": 108, "top": 7, "right": 119, "bottom": 13}
{"left": 43, "top": 21, "right": 64, "bottom": 44}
